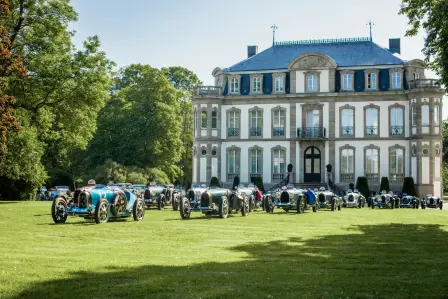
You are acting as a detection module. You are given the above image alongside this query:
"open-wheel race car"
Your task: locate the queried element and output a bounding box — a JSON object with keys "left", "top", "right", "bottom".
{"left": 143, "top": 182, "right": 172, "bottom": 210}
{"left": 51, "top": 185, "right": 145, "bottom": 224}
{"left": 47, "top": 186, "right": 72, "bottom": 201}
{"left": 316, "top": 187, "right": 343, "bottom": 211}
{"left": 264, "top": 184, "right": 317, "bottom": 213}
{"left": 128, "top": 184, "right": 146, "bottom": 200}
{"left": 343, "top": 189, "right": 366, "bottom": 208}
{"left": 238, "top": 184, "right": 263, "bottom": 212}
{"left": 38, "top": 186, "right": 50, "bottom": 201}
{"left": 371, "top": 191, "right": 399, "bottom": 209}
{"left": 179, "top": 187, "right": 249, "bottom": 219}
{"left": 421, "top": 195, "right": 443, "bottom": 210}
{"left": 399, "top": 193, "right": 420, "bottom": 209}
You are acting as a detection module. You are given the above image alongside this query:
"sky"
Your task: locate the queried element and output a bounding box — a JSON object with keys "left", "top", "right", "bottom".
{"left": 70, "top": 0, "right": 447, "bottom": 116}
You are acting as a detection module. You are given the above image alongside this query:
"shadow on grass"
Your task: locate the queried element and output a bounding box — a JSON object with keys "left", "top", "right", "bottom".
{"left": 0, "top": 201, "right": 19, "bottom": 204}
{"left": 12, "top": 224, "right": 448, "bottom": 299}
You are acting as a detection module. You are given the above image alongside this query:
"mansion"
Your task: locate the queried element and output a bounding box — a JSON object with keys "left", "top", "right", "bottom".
{"left": 192, "top": 37, "right": 445, "bottom": 197}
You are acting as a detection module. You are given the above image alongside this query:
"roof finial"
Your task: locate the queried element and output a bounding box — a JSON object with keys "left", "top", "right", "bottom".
{"left": 271, "top": 24, "right": 278, "bottom": 46}
{"left": 367, "top": 20, "right": 374, "bottom": 41}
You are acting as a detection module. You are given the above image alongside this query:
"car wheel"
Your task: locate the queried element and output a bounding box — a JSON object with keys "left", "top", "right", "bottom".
{"left": 439, "top": 201, "right": 443, "bottom": 210}
{"left": 112, "top": 193, "right": 127, "bottom": 216}
{"left": 180, "top": 197, "right": 191, "bottom": 220}
{"left": 219, "top": 196, "right": 229, "bottom": 219}
{"left": 312, "top": 204, "right": 319, "bottom": 213}
{"left": 95, "top": 199, "right": 110, "bottom": 224}
{"left": 297, "top": 197, "right": 305, "bottom": 214}
{"left": 172, "top": 193, "right": 179, "bottom": 211}
{"left": 241, "top": 197, "right": 249, "bottom": 217}
{"left": 338, "top": 202, "right": 342, "bottom": 211}
{"left": 132, "top": 199, "right": 145, "bottom": 221}
{"left": 331, "top": 198, "right": 335, "bottom": 211}
{"left": 249, "top": 196, "right": 254, "bottom": 213}
{"left": 264, "top": 195, "right": 272, "bottom": 213}
{"left": 51, "top": 197, "right": 68, "bottom": 224}
{"left": 157, "top": 195, "right": 165, "bottom": 210}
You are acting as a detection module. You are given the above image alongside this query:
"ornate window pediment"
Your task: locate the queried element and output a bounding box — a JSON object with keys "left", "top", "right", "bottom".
{"left": 288, "top": 53, "right": 337, "bottom": 70}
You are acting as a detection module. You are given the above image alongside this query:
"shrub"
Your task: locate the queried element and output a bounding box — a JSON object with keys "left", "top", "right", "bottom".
{"left": 379, "top": 177, "right": 390, "bottom": 192}
{"left": 287, "top": 164, "right": 293, "bottom": 173}
{"left": 232, "top": 176, "right": 240, "bottom": 189}
{"left": 402, "top": 177, "right": 417, "bottom": 196}
{"left": 355, "top": 176, "right": 370, "bottom": 199}
{"left": 254, "top": 176, "right": 265, "bottom": 193}
{"left": 210, "top": 176, "right": 220, "bottom": 188}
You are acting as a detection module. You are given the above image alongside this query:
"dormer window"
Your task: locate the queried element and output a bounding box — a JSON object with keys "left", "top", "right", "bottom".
{"left": 367, "top": 73, "right": 376, "bottom": 89}
{"left": 308, "top": 75, "right": 317, "bottom": 91}
{"left": 272, "top": 73, "right": 286, "bottom": 93}
{"left": 253, "top": 77, "right": 261, "bottom": 93}
{"left": 340, "top": 70, "right": 354, "bottom": 91}
{"left": 392, "top": 72, "right": 401, "bottom": 89}
{"left": 250, "top": 74, "right": 263, "bottom": 94}
{"left": 304, "top": 71, "right": 320, "bottom": 93}
{"left": 414, "top": 72, "right": 420, "bottom": 80}
{"left": 230, "top": 78, "right": 239, "bottom": 94}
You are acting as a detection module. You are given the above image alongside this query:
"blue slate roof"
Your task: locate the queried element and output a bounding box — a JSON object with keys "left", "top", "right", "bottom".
{"left": 223, "top": 39, "right": 405, "bottom": 72}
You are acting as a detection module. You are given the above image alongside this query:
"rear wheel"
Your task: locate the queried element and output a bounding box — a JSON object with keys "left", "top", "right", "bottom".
{"left": 241, "top": 197, "right": 249, "bottom": 216}
{"left": 297, "top": 197, "right": 305, "bottom": 214}
{"left": 439, "top": 201, "right": 443, "bottom": 210}
{"left": 132, "top": 199, "right": 145, "bottom": 221}
{"left": 180, "top": 197, "right": 191, "bottom": 220}
{"left": 312, "top": 204, "right": 319, "bottom": 213}
{"left": 51, "top": 197, "right": 68, "bottom": 224}
{"left": 157, "top": 195, "right": 165, "bottom": 210}
{"left": 338, "top": 202, "right": 342, "bottom": 211}
{"left": 264, "top": 195, "right": 273, "bottom": 213}
{"left": 172, "top": 193, "right": 179, "bottom": 211}
{"left": 219, "top": 196, "right": 229, "bottom": 219}
{"left": 95, "top": 199, "right": 110, "bottom": 224}
{"left": 331, "top": 198, "right": 336, "bottom": 211}
{"left": 358, "top": 199, "right": 362, "bottom": 209}
{"left": 112, "top": 193, "right": 127, "bottom": 216}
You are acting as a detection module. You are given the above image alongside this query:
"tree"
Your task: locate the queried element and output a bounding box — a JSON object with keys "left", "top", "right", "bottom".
{"left": 402, "top": 177, "right": 417, "bottom": 196}
{"left": 379, "top": 177, "right": 390, "bottom": 192}
{"left": 355, "top": 177, "right": 370, "bottom": 200}
{"left": 400, "top": 0, "right": 448, "bottom": 92}
{"left": 210, "top": 176, "right": 220, "bottom": 187}
{"left": 254, "top": 177, "right": 265, "bottom": 193}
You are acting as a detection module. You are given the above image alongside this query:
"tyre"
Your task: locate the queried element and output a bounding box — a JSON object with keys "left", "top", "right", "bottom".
{"left": 132, "top": 199, "right": 145, "bottom": 221}
{"left": 264, "top": 195, "right": 272, "bottom": 213}
{"left": 439, "top": 201, "right": 443, "bottom": 210}
{"left": 180, "top": 197, "right": 191, "bottom": 220}
{"left": 331, "top": 198, "right": 335, "bottom": 211}
{"left": 371, "top": 201, "right": 375, "bottom": 209}
{"left": 391, "top": 201, "right": 394, "bottom": 209}
{"left": 51, "top": 197, "right": 68, "bottom": 224}
{"left": 241, "top": 197, "right": 249, "bottom": 216}
{"left": 297, "top": 197, "right": 305, "bottom": 214}
{"left": 157, "top": 195, "right": 165, "bottom": 210}
{"left": 219, "top": 196, "right": 229, "bottom": 219}
{"left": 95, "top": 199, "right": 110, "bottom": 224}
{"left": 358, "top": 199, "right": 362, "bottom": 209}
{"left": 172, "top": 193, "right": 179, "bottom": 211}
{"left": 312, "top": 204, "right": 319, "bottom": 212}
{"left": 111, "top": 193, "right": 127, "bottom": 216}
{"left": 338, "top": 202, "right": 342, "bottom": 211}
{"left": 249, "top": 196, "right": 254, "bottom": 212}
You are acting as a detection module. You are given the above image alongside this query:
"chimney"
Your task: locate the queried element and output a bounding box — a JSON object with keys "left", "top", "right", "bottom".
{"left": 389, "top": 38, "right": 401, "bottom": 54}
{"left": 247, "top": 45, "right": 258, "bottom": 58}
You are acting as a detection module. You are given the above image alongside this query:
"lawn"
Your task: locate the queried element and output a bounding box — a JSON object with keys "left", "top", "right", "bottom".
{"left": 0, "top": 201, "right": 447, "bottom": 299}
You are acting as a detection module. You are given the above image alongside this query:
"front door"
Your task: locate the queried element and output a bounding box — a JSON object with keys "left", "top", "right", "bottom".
{"left": 304, "top": 146, "right": 321, "bottom": 183}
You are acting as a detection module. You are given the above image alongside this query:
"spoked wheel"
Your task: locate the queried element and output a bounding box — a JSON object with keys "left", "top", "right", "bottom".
{"left": 112, "top": 193, "right": 127, "bottom": 216}
{"left": 133, "top": 199, "right": 145, "bottom": 221}
{"left": 338, "top": 202, "right": 342, "bottom": 211}
{"left": 95, "top": 199, "right": 110, "bottom": 224}
{"left": 297, "top": 197, "right": 305, "bottom": 214}
{"left": 249, "top": 196, "right": 254, "bottom": 213}
{"left": 180, "top": 197, "right": 191, "bottom": 220}
{"left": 172, "top": 193, "right": 179, "bottom": 211}
{"left": 241, "top": 197, "right": 249, "bottom": 216}
{"left": 157, "top": 195, "right": 165, "bottom": 210}
{"left": 52, "top": 197, "right": 68, "bottom": 224}
{"left": 219, "top": 196, "right": 229, "bottom": 219}
{"left": 264, "top": 195, "right": 273, "bottom": 213}
{"left": 331, "top": 198, "right": 336, "bottom": 211}
{"left": 312, "top": 203, "right": 319, "bottom": 213}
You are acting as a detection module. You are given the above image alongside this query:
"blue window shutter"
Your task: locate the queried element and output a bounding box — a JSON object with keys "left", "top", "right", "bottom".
{"left": 223, "top": 81, "right": 228, "bottom": 96}
{"left": 335, "top": 71, "right": 341, "bottom": 92}
{"left": 240, "top": 74, "right": 250, "bottom": 95}
{"left": 354, "top": 70, "right": 364, "bottom": 92}
{"left": 379, "top": 69, "right": 389, "bottom": 91}
{"left": 263, "top": 73, "right": 272, "bottom": 94}
{"left": 286, "top": 72, "right": 291, "bottom": 94}
{"left": 403, "top": 72, "right": 409, "bottom": 90}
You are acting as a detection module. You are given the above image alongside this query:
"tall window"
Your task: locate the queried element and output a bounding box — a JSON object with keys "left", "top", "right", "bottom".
{"left": 308, "top": 75, "right": 317, "bottom": 91}
{"left": 228, "top": 149, "right": 240, "bottom": 175}
{"left": 341, "top": 109, "right": 354, "bottom": 136}
{"left": 212, "top": 110, "right": 218, "bottom": 129}
{"left": 390, "top": 107, "right": 403, "bottom": 135}
{"left": 411, "top": 106, "right": 417, "bottom": 127}
{"left": 250, "top": 149, "right": 262, "bottom": 174}
{"left": 414, "top": 72, "right": 420, "bottom": 80}
{"left": 343, "top": 73, "right": 353, "bottom": 90}
{"left": 228, "top": 110, "right": 240, "bottom": 137}
{"left": 365, "top": 148, "right": 379, "bottom": 175}
{"left": 390, "top": 148, "right": 404, "bottom": 180}
{"left": 392, "top": 72, "right": 401, "bottom": 89}
{"left": 434, "top": 104, "right": 440, "bottom": 125}
{"left": 273, "top": 149, "right": 285, "bottom": 174}
{"left": 201, "top": 111, "right": 207, "bottom": 129}
{"left": 272, "top": 109, "right": 285, "bottom": 136}
{"left": 275, "top": 76, "right": 284, "bottom": 92}
{"left": 252, "top": 77, "right": 261, "bottom": 93}
{"left": 341, "top": 149, "right": 354, "bottom": 175}
{"left": 250, "top": 110, "right": 263, "bottom": 137}
{"left": 421, "top": 104, "right": 430, "bottom": 126}
{"left": 194, "top": 110, "right": 197, "bottom": 131}
{"left": 365, "top": 108, "right": 378, "bottom": 136}
{"left": 306, "top": 110, "right": 320, "bottom": 127}
{"left": 230, "top": 78, "right": 239, "bottom": 93}
{"left": 367, "top": 73, "right": 377, "bottom": 89}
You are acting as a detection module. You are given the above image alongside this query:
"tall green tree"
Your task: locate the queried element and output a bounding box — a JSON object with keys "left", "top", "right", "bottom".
{"left": 162, "top": 66, "right": 201, "bottom": 187}
{"left": 400, "top": 0, "right": 448, "bottom": 92}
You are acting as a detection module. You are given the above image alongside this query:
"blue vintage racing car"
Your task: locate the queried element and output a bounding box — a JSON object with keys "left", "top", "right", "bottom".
{"left": 399, "top": 193, "right": 420, "bottom": 209}
{"left": 51, "top": 185, "right": 145, "bottom": 224}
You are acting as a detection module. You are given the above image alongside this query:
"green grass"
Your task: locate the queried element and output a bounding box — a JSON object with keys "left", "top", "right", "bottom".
{"left": 1, "top": 201, "right": 448, "bottom": 299}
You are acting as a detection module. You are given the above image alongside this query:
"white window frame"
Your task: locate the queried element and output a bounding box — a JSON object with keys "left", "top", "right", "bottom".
{"left": 365, "top": 148, "right": 379, "bottom": 174}
{"left": 343, "top": 73, "right": 353, "bottom": 91}
{"left": 228, "top": 110, "right": 239, "bottom": 129}
{"left": 230, "top": 78, "right": 239, "bottom": 94}
{"left": 411, "top": 106, "right": 416, "bottom": 127}
{"left": 275, "top": 76, "right": 284, "bottom": 92}
{"left": 308, "top": 75, "right": 317, "bottom": 91}
{"left": 212, "top": 110, "right": 218, "bottom": 129}
{"left": 252, "top": 77, "right": 261, "bottom": 93}
{"left": 273, "top": 149, "right": 285, "bottom": 174}
{"left": 341, "top": 149, "right": 354, "bottom": 174}
{"left": 201, "top": 110, "right": 207, "bottom": 129}
{"left": 228, "top": 149, "right": 240, "bottom": 175}
{"left": 250, "top": 110, "right": 262, "bottom": 129}
{"left": 390, "top": 148, "right": 404, "bottom": 175}
{"left": 390, "top": 107, "right": 403, "bottom": 126}
{"left": 250, "top": 149, "right": 262, "bottom": 174}
{"left": 273, "top": 109, "right": 285, "bottom": 129}
{"left": 392, "top": 72, "right": 401, "bottom": 89}
{"left": 414, "top": 72, "right": 420, "bottom": 80}
{"left": 434, "top": 104, "right": 440, "bottom": 125}
{"left": 367, "top": 73, "right": 377, "bottom": 89}
{"left": 421, "top": 104, "right": 430, "bottom": 126}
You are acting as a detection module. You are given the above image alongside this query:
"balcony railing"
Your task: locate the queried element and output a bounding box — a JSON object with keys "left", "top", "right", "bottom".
{"left": 365, "top": 126, "right": 378, "bottom": 136}
{"left": 250, "top": 173, "right": 262, "bottom": 183}
{"left": 366, "top": 173, "right": 379, "bottom": 182}
{"left": 272, "top": 173, "right": 285, "bottom": 181}
{"left": 228, "top": 128, "right": 239, "bottom": 137}
{"left": 390, "top": 174, "right": 404, "bottom": 181}
{"left": 297, "top": 127, "right": 326, "bottom": 139}
{"left": 273, "top": 127, "right": 285, "bottom": 137}
{"left": 196, "top": 86, "right": 222, "bottom": 96}
{"left": 408, "top": 79, "right": 442, "bottom": 90}
{"left": 340, "top": 173, "right": 354, "bottom": 182}
{"left": 228, "top": 173, "right": 239, "bottom": 180}
{"left": 391, "top": 126, "right": 403, "bottom": 135}
{"left": 250, "top": 127, "right": 262, "bottom": 137}
{"left": 341, "top": 126, "right": 354, "bottom": 136}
